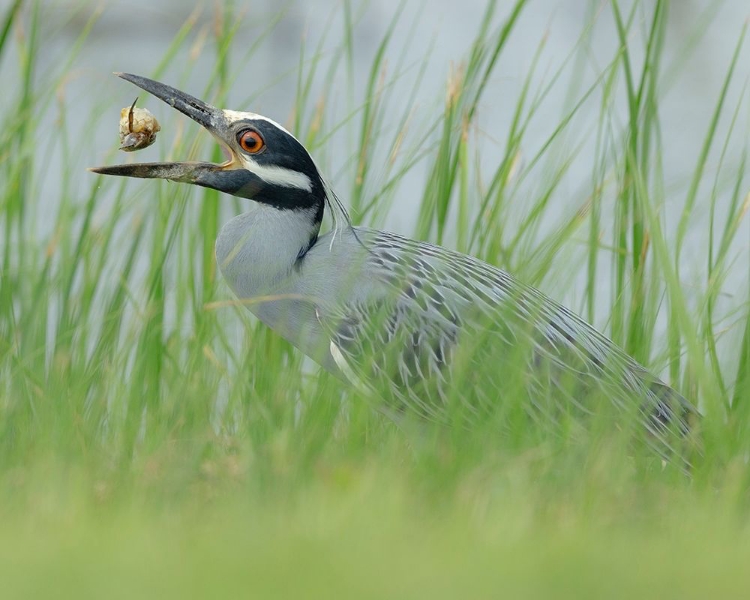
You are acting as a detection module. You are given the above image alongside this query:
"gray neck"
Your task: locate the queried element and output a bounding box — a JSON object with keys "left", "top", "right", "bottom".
{"left": 215, "top": 203, "right": 321, "bottom": 298}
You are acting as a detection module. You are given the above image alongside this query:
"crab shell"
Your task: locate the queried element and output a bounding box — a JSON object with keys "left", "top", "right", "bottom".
{"left": 119, "top": 106, "right": 161, "bottom": 152}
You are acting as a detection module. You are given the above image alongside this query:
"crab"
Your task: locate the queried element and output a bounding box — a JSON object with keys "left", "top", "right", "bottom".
{"left": 119, "top": 97, "right": 160, "bottom": 152}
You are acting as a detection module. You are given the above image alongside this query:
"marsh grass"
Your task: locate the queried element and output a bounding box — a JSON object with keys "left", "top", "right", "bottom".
{"left": 1, "top": 0, "right": 750, "bottom": 596}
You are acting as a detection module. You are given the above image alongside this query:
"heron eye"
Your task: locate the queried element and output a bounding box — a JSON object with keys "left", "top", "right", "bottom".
{"left": 238, "top": 129, "right": 265, "bottom": 154}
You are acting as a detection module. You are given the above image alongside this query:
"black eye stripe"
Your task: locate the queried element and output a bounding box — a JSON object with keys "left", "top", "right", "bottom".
{"left": 229, "top": 120, "right": 323, "bottom": 195}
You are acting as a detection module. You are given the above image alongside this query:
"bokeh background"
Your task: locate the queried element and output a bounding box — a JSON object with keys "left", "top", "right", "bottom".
{"left": 8, "top": 0, "right": 746, "bottom": 372}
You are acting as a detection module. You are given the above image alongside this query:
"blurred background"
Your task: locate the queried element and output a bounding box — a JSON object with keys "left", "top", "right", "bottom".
{"left": 0, "top": 0, "right": 750, "bottom": 384}
{"left": 7, "top": 3, "right": 747, "bottom": 254}
{"left": 2, "top": 0, "right": 749, "bottom": 377}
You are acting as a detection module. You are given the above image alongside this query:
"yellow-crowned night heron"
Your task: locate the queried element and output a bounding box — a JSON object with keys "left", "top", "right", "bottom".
{"left": 91, "top": 73, "right": 697, "bottom": 460}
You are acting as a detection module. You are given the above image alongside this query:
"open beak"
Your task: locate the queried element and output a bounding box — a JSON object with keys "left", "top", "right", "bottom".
{"left": 89, "top": 73, "right": 242, "bottom": 191}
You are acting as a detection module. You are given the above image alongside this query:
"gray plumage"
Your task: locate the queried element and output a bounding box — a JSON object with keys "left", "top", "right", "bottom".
{"left": 92, "top": 73, "right": 697, "bottom": 466}
{"left": 216, "top": 201, "right": 694, "bottom": 448}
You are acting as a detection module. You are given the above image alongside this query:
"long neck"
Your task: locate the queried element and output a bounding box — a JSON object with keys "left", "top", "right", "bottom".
{"left": 216, "top": 203, "right": 322, "bottom": 298}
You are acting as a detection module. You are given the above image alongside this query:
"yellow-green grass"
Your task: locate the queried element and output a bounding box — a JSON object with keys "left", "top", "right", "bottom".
{"left": 1, "top": 0, "right": 749, "bottom": 596}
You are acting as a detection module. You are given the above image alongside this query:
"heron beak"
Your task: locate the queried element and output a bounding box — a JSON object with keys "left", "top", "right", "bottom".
{"left": 89, "top": 73, "right": 255, "bottom": 195}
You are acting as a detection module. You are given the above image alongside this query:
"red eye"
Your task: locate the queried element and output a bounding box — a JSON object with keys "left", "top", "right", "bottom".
{"left": 238, "top": 129, "right": 265, "bottom": 154}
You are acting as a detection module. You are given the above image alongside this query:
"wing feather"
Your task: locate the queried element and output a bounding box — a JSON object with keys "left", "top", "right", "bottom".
{"left": 315, "top": 229, "right": 696, "bottom": 457}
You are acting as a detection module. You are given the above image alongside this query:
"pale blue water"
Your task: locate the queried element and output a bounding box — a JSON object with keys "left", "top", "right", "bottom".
{"left": 4, "top": 0, "right": 749, "bottom": 373}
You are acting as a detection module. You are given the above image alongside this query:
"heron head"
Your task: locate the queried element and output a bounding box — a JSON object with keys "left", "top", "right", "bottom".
{"left": 90, "top": 73, "right": 325, "bottom": 216}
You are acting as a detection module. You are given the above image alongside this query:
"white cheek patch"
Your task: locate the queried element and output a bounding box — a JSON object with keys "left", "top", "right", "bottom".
{"left": 220, "top": 109, "right": 312, "bottom": 191}
{"left": 240, "top": 155, "right": 313, "bottom": 192}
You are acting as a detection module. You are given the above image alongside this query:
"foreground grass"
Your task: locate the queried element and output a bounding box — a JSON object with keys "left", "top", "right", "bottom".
{"left": 1, "top": 0, "right": 750, "bottom": 595}
{"left": 3, "top": 478, "right": 750, "bottom": 599}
